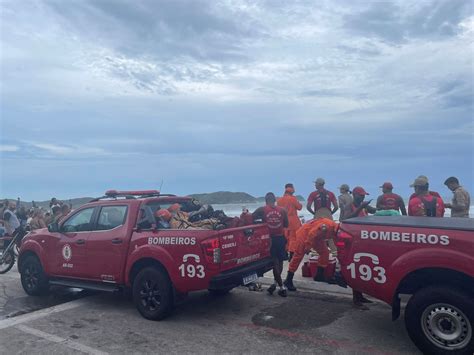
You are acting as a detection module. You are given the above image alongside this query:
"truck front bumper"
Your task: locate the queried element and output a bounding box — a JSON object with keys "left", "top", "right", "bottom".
{"left": 208, "top": 258, "right": 274, "bottom": 290}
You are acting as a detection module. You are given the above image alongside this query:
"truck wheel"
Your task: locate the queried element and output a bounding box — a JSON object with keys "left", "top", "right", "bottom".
{"left": 132, "top": 267, "right": 173, "bottom": 321}
{"left": 405, "top": 286, "right": 473, "bottom": 355}
{"left": 20, "top": 255, "right": 49, "bottom": 296}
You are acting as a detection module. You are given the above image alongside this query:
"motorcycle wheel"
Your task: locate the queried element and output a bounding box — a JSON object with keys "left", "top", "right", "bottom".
{"left": 0, "top": 249, "right": 15, "bottom": 274}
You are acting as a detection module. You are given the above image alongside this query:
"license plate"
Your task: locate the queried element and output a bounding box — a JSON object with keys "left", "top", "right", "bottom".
{"left": 242, "top": 272, "right": 258, "bottom": 285}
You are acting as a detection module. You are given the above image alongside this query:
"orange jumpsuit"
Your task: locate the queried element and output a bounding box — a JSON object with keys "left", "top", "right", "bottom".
{"left": 288, "top": 218, "right": 337, "bottom": 273}
{"left": 277, "top": 194, "right": 302, "bottom": 253}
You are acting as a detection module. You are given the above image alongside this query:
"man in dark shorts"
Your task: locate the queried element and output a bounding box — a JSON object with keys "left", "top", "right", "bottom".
{"left": 253, "top": 192, "right": 289, "bottom": 297}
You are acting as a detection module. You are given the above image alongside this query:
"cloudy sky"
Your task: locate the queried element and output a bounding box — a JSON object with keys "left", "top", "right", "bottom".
{"left": 1, "top": 0, "right": 473, "bottom": 201}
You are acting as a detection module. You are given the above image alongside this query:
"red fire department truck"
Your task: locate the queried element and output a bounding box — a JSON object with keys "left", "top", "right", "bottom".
{"left": 18, "top": 190, "right": 273, "bottom": 320}
{"left": 308, "top": 216, "right": 473, "bottom": 354}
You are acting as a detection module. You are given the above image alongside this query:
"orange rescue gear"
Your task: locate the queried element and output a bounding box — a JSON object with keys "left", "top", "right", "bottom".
{"left": 288, "top": 218, "right": 338, "bottom": 273}
{"left": 277, "top": 194, "right": 303, "bottom": 252}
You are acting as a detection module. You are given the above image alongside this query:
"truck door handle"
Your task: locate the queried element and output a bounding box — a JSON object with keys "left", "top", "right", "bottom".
{"left": 111, "top": 238, "right": 123, "bottom": 244}
{"left": 76, "top": 239, "right": 86, "bottom": 245}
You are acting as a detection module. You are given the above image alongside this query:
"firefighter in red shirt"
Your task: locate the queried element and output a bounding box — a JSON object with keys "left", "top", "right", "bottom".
{"left": 341, "top": 186, "right": 375, "bottom": 309}
{"left": 283, "top": 218, "right": 338, "bottom": 292}
{"left": 408, "top": 175, "right": 444, "bottom": 216}
{"left": 307, "top": 178, "right": 338, "bottom": 220}
{"left": 376, "top": 182, "right": 407, "bottom": 215}
{"left": 253, "top": 193, "right": 289, "bottom": 297}
{"left": 408, "top": 177, "right": 445, "bottom": 217}
{"left": 277, "top": 183, "right": 302, "bottom": 261}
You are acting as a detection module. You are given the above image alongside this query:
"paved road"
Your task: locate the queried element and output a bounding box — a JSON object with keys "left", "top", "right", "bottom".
{"left": 0, "top": 266, "right": 420, "bottom": 354}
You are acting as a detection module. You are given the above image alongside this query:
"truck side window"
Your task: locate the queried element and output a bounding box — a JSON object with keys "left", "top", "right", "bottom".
{"left": 137, "top": 206, "right": 154, "bottom": 230}
{"left": 61, "top": 208, "right": 95, "bottom": 233}
{"left": 96, "top": 206, "right": 127, "bottom": 231}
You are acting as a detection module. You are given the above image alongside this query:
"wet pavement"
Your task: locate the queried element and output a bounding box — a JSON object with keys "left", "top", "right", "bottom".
{"left": 0, "top": 268, "right": 90, "bottom": 320}
{"left": 0, "top": 263, "right": 421, "bottom": 354}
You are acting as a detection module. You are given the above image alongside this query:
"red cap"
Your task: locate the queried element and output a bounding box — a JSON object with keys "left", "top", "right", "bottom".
{"left": 380, "top": 182, "right": 393, "bottom": 189}
{"left": 353, "top": 186, "right": 369, "bottom": 196}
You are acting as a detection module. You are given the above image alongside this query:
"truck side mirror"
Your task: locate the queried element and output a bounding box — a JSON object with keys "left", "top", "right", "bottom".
{"left": 48, "top": 222, "right": 59, "bottom": 233}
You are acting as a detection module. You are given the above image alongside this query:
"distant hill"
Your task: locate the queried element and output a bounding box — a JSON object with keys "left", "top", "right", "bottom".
{"left": 2, "top": 191, "right": 307, "bottom": 210}
{"left": 189, "top": 191, "right": 257, "bottom": 204}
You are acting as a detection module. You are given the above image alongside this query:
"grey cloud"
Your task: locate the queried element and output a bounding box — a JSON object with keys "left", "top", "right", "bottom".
{"left": 45, "top": 0, "right": 263, "bottom": 61}
{"left": 344, "top": 0, "right": 472, "bottom": 43}
{"left": 435, "top": 78, "right": 474, "bottom": 109}
{"left": 301, "top": 89, "right": 369, "bottom": 100}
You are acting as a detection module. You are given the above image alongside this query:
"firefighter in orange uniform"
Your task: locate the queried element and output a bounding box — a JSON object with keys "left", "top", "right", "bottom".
{"left": 277, "top": 183, "right": 302, "bottom": 261}
{"left": 284, "top": 218, "right": 338, "bottom": 291}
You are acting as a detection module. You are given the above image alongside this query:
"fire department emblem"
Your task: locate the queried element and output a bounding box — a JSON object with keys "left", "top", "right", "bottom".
{"left": 62, "top": 244, "right": 72, "bottom": 261}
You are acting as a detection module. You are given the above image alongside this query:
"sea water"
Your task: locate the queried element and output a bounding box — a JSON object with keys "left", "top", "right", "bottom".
{"left": 213, "top": 202, "right": 474, "bottom": 219}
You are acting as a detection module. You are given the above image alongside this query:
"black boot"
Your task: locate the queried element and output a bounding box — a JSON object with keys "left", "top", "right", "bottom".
{"left": 283, "top": 272, "right": 297, "bottom": 291}
{"left": 313, "top": 266, "right": 327, "bottom": 281}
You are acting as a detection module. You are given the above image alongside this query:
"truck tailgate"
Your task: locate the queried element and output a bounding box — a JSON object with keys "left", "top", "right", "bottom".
{"left": 217, "top": 224, "right": 271, "bottom": 272}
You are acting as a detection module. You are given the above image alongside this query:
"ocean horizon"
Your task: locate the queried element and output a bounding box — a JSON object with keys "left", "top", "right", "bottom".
{"left": 214, "top": 202, "right": 474, "bottom": 220}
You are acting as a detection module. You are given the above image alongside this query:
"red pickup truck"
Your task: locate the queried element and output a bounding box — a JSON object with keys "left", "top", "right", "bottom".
{"left": 18, "top": 190, "right": 273, "bottom": 320}
{"left": 327, "top": 216, "right": 473, "bottom": 355}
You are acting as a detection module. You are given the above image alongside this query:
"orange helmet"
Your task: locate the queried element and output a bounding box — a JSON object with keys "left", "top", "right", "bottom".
{"left": 155, "top": 209, "right": 172, "bottom": 221}
{"left": 168, "top": 203, "right": 181, "bottom": 213}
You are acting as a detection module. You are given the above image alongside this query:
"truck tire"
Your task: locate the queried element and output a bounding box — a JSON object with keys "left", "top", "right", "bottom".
{"left": 20, "top": 255, "right": 49, "bottom": 296}
{"left": 405, "top": 286, "right": 473, "bottom": 355}
{"left": 132, "top": 267, "right": 173, "bottom": 321}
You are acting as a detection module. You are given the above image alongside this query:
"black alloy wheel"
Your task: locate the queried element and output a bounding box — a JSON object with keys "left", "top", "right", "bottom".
{"left": 20, "top": 255, "right": 49, "bottom": 296}
{"left": 133, "top": 267, "right": 172, "bottom": 320}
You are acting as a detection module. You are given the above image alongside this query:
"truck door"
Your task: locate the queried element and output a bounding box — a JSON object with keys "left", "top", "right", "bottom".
{"left": 53, "top": 207, "right": 96, "bottom": 279}
{"left": 85, "top": 205, "right": 129, "bottom": 283}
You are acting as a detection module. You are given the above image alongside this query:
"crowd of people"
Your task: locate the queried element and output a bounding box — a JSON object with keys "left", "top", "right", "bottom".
{"left": 0, "top": 197, "right": 72, "bottom": 237}
{"left": 253, "top": 175, "right": 471, "bottom": 307}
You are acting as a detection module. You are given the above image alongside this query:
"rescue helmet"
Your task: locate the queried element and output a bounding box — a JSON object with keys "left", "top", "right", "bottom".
{"left": 155, "top": 209, "right": 172, "bottom": 221}
{"left": 168, "top": 203, "right": 181, "bottom": 213}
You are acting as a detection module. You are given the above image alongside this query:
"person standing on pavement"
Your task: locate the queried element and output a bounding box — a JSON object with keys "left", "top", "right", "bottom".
{"left": 307, "top": 178, "right": 338, "bottom": 220}
{"left": 338, "top": 184, "right": 353, "bottom": 221}
{"left": 376, "top": 182, "right": 407, "bottom": 215}
{"left": 408, "top": 177, "right": 445, "bottom": 217}
{"left": 253, "top": 192, "right": 289, "bottom": 297}
{"left": 277, "top": 183, "right": 302, "bottom": 261}
{"left": 341, "top": 186, "right": 375, "bottom": 309}
{"left": 283, "top": 218, "right": 339, "bottom": 292}
{"left": 444, "top": 177, "right": 470, "bottom": 218}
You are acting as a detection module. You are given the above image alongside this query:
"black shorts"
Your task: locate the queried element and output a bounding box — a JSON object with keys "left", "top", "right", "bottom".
{"left": 270, "top": 235, "right": 288, "bottom": 261}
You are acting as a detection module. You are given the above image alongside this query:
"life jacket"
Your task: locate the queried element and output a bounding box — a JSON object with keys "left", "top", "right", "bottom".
{"left": 381, "top": 193, "right": 400, "bottom": 210}
{"left": 263, "top": 205, "right": 285, "bottom": 236}
{"left": 420, "top": 196, "right": 437, "bottom": 217}
{"left": 351, "top": 204, "right": 368, "bottom": 217}
{"left": 313, "top": 189, "right": 331, "bottom": 210}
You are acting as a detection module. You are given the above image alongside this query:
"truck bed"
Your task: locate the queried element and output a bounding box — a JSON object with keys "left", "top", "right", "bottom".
{"left": 342, "top": 216, "right": 474, "bottom": 231}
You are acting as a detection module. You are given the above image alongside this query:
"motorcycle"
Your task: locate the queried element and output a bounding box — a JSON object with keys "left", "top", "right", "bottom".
{"left": 0, "top": 226, "right": 28, "bottom": 274}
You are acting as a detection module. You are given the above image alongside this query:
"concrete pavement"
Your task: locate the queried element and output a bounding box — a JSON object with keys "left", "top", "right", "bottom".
{"left": 0, "top": 265, "right": 420, "bottom": 354}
